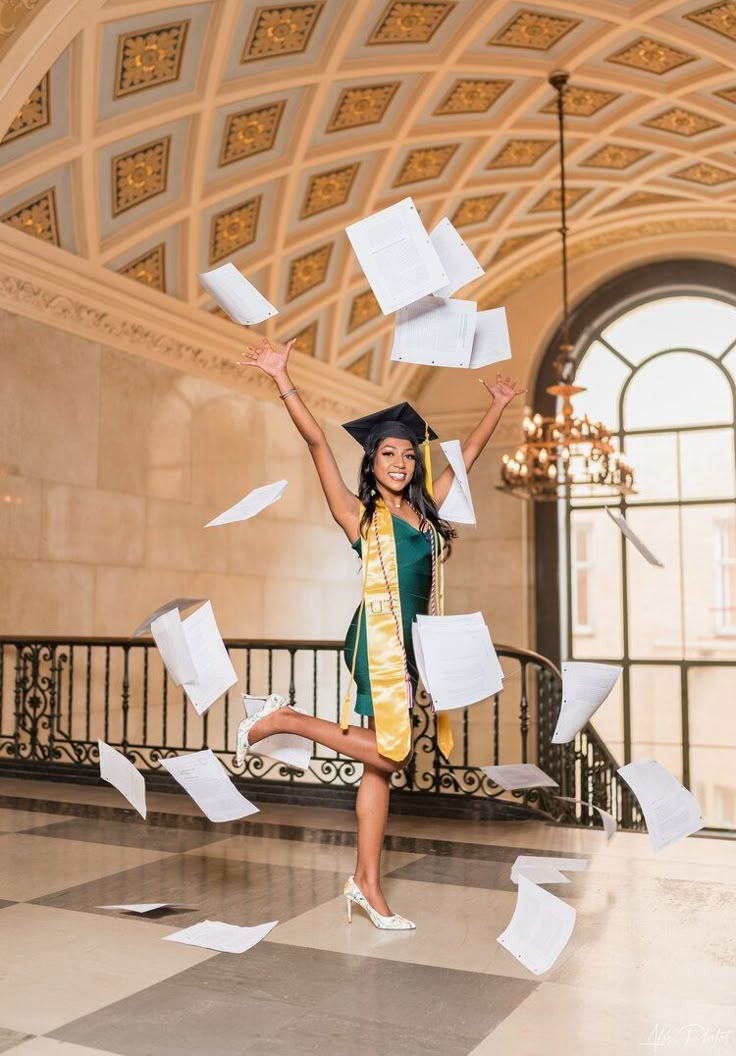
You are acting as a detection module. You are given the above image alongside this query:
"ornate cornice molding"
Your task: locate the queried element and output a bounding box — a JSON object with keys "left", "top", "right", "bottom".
{"left": 0, "top": 229, "right": 389, "bottom": 422}
{"left": 478, "top": 214, "right": 736, "bottom": 309}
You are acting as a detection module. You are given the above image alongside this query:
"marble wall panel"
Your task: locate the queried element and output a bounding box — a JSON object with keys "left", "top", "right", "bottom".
{"left": 0, "top": 311, "right": 100, "bottom": 487}
{"left": 0, "top": 559, "right": 95, "bottom": 635}
{"left": 0, "top": 475, "right": 42, "bottom": 560}
{"left": 41, "top": 483, "right": 145, "bottom": 566}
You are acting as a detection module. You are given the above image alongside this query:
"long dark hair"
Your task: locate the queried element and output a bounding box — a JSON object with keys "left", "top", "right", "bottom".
{"left": 357, "top": 434, "right": 456, "bottom": 559}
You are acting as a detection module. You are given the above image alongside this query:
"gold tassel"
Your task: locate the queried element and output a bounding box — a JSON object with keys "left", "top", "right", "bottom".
{"left": 423, "top": 421, "right": 434, "bottom": 497}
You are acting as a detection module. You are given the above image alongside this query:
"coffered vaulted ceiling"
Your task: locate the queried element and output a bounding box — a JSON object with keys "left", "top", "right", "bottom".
{"left": 1, "top": 0, "right": 735, "bottom": 392}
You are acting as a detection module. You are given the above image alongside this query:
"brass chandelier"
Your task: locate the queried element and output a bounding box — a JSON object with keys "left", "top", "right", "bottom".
{"left": 500, "top": 71, "right": 635, "bottom": 501}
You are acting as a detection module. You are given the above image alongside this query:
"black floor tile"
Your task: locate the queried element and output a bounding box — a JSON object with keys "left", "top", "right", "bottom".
{"left": 22, "top": 818, "right": 230, "bottom": 853}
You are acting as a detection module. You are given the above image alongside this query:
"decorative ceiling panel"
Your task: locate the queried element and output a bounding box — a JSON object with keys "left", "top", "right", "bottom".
{"left": 0, "top": 187, "right": 59, "bottom": 246}
{"left": 486, "top": 139, "right": 553, "bottom": 169}
{"left": 488, "top": 10, "right": 579, "bottom": 50}
{"left": 210, "top": 195, "right": 262, "bottom": 264}
{"left": 671, "top": 161, "right": 736, "bottom": 185}
{"left": 579, "top": 144, "right": 651, "bottom": 169}
{"left": 530, "top": 186, "right": 591, "bottom": 212}
{"left": 685, "top": 2, "right": 736, "bottom": 42}
{"left": 539, "top": 85, "right": 620, "bottom": 116}
{"left": 290, "top": 319, "right": 319, "bottom": 356}
{"left": 715, "top": 86, "right": 736, "bottom": 104}
{"left": 112, "top": 136, "right": 171, "bottom": 216}
{"left": 642, "top": 107, "right": 722, "bottom": 136}
{"left": 286, "top": 242, "right": 334, "bottom": 301}
{"left": 114, "top": 20, "right": 190, "bottom": 98}
{"left": 241, "top": 3, "right": 325, "bottom": 62}
{"left": 492, "top": 232, "right": 545, "bottom": 262}
{"left": 367, "top": 2, "right": 456, "bottom": 45}
{"left": 118, "top": 243, "right": 167, "bottom": 291}
{"left": 451, "top": 193, "right": 504, "bottom": 227}
{"left": 300, "top": 162, "right": 360, "bottom": 219}
{"left": 326, "top": 83, "right": 400, "bottom": 131}
{"left": 434, "top": 78, "right": 511, "bottom": 115}
{"left": 605, "top": 36, "right": 695, "bottom": 75}
{"left": 393, "top": 143, "right": 459, "bottom": 186}
{"left": 347, "top": 288, "right": 381, "bottom": 333}
{"left": 1, "top": 74, "right": 49, "bottom": 144}
{"left": 219, "top": 99, "right": 287, "bottom": 165}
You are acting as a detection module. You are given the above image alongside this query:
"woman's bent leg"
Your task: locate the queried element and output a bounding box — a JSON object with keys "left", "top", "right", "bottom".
{"left": 248, "top": 708, "right": 406, "bottom": 774}
{"left": 354, "top": 763, "right": 392, "bottom": 915}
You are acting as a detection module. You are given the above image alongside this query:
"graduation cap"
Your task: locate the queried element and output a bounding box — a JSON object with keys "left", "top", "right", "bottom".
{"left": 342, "top": 402, "right": 438, "bottom": 496}
{"left": 342, "top": 402, "right": 437, "bottom": 450}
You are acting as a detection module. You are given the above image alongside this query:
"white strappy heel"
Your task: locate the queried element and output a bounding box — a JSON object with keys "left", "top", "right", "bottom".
{"left": 235, "top": 694, "right": 294, "bottom": 766}
{"left": 344, "top": 875, "right": 416, "bottom": 930}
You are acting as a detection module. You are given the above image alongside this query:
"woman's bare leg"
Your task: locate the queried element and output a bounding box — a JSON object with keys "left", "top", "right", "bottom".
{"left": 247, "top": 707, "right": 405, "bottom": 775}
{"left": 354, "top": 762, "right": 392, "bottom": 915}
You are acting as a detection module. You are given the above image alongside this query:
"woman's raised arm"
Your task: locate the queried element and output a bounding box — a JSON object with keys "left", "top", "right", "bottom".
{"left": 239, "top": 338, "right": 360, "bottom": 539}
{"left": 432, "top": 373, "right": 526, "bottom": 507}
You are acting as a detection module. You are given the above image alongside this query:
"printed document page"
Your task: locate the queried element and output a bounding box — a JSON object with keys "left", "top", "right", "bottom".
{"left": 605, "top": 507, "right": 664, "bottom": 567}
{"left": 162, "top": 749, "right": 259, "bottom": 822}
{"left": 469, "top": 307, "right": 513, "bottom": 368}
{"left": 205, "top": 480, "right": 288, "bottom": 527}
{"left": 430, "top": 217, "right": 484, "bottom": 297}
{"left": 618, "top": 759, "right": 704, "bottom": 852}
{"left": 164, "top": 919, "right": 278, "bottom": 953}
{"left": 346, "top": 198, "right": 449, "bottom": 314}
{"left": 198, "top": 263, "right": 278, "bottom": 325}
{"left": 552, "top": 661, "right": 622, "bottom": 744}
{"left": 414, "top": 612, "right": 502, "bottom": 710}
{"left": 180, "top": 602, "right": 238, "bottom": 715}
{"left": 482, "top": 763, "right": 559, "bottom": 791}
{"left": 437, "top": 439, "right": 475, "bottom": 524}
{"left": 497, "top": 874, "right": 576, "bottom": 975}
{"left": 98, "top": 740, "right": 147, "bottom": 819}
{"left": 390, "top": 296, "right": 477, "bottom": 367}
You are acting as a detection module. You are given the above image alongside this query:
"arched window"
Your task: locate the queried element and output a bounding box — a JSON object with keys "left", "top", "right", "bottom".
{"left": 560, "top": 288, "right": 736, "bottom": 830}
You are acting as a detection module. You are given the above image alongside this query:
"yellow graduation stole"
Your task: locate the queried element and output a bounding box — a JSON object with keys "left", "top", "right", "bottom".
{"left": 342, "top": 500, "right": 454, "bottom": 763}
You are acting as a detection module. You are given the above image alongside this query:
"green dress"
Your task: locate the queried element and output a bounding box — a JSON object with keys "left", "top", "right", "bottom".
{"left": 344, "top": 515, "right": 433, "bottom": 717}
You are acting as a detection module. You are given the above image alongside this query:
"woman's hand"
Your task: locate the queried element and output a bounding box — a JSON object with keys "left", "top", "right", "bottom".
{"left": 480, "top": 373, "right": 526, "bottom": 408}
{"left": 238, "top": 337, "right": 295, "bottom": 378}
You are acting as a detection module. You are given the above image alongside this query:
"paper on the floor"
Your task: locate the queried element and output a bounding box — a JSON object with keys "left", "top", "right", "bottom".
{"left": 390, "top": 295, "right": 477, "bottom": 367}
{"left": 98, "top": 740, "right": 146, "bottom": 819}
{"left": 481, "top": 763, "right": 558, "bottom": 791}
{"left": 204, "top": 480, "right": 288, "bottom": 527}
{"left": 412, "top": 612, "right": 503, "bottom": 711}
{"left": 198, "top": 263, "right": 278, "bottom": 325}
{"left": 242, "top": 695, "right": 311, "bottom": 770}
{"left": 346, "top": 198, "right": 448, "bottom": 314}
{"left": 163, "top": 919, "right": 278, "bottom": 953}
{"left": 552, "top": 661, "right": 622, "bottom": 744}
{"left": 555, "top": 795, "right": 617, "bottom": 840}
{"left": 437, "top": 439, "right": 475, "bottom": 524}
{"left": 430, "top": 217, "right": 484, "bottom": 297}
{"left": 605, "top": 507, "right": 664, "bottom": 567}
{"left": 497, "top": 874, "right": 576, "bottom": 975}
{"left": 469, "top": 307, "right": 513, "bottom": 369}
{"left": 511, "top": 856, "right": 588, "bottom": 885}
{"left": 162, "top": 749, "right": 259, "bottom": 822}
{"left": 618, "top": 759, "right": 704, "bottom": 852}
{"left": 152, "top": 601, "right": 237, "bottom": 715}
{"left": 132, "top": 598, "right": 205, "bottom": 638}
{"left": 97, "top": 903, "right": 188, "bottom": 914}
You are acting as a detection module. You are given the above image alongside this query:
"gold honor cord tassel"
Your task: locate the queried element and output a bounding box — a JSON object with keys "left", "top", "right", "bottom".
{"left": 432, "top": 529, "right": 453, "bottom": 761}
{"left": 423, "top": 420, "right": 434, "bottom": 498}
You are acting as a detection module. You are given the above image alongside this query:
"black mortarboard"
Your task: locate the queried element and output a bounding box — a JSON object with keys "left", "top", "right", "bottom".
{"left": 342, "top": 402, "right": 438, "bottom": 451}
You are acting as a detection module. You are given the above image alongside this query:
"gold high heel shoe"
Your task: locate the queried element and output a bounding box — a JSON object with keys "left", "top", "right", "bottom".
{"left": 344, "top": 875, "right": 416, "bottom": 930}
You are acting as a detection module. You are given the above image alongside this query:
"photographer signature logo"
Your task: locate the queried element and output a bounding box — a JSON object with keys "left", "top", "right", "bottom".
{"left": 642, "top": 1024, "right": 735, "bottom": 1050}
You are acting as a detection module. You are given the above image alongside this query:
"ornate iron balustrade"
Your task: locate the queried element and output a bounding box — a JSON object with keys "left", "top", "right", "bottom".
{"left": 0, "top": 635, "right": 641, "bottom": 826}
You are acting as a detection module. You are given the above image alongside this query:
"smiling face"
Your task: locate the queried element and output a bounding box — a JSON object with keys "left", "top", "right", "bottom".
{"left": 372, "top": 436, "right": 416, "bottom": 499}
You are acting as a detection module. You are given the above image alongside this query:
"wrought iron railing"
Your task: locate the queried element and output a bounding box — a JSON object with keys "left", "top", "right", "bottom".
{"left": 0, "top": 635, "right": 641, "bottom": 826}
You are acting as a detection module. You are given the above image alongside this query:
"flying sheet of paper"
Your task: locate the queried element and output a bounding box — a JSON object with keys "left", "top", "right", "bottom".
{"left": 618, "top": 759, "right": 704, "bottom": 852}
{"left": 605, "top": 507, "right": 664, "bottom": 567}
{"left": 555, "top": 796, "right": 617, "bottom": 840}
{"left": 430, "top": 217, "right": 484, "bottom": 297}
{"left": 497, "top": 874, "right": 576, "bottom": 975}
{"left": 242, "top": 696, "right": 311, "bottom": 771}
{"left": 98, "top": 740, "right": 147, "bottom": 819}
{"left": 151, "top": 607, "right": 198, "bottom": 687}
{"left": 204, "top": 480, "right": 288, "bottom": 528}
{"left": 469, "top": 307, "right": 513, "bottom": 369}
{"left": 132, "top": 598, "right": 205, "bottom": 638}
{"left": 162, "top": 749, "right": 259, "bottom": 823}
{"left": 198, "top": 263, "right": 278, "bottom": 325}
{"left": 413, "top": 612, "right": 503, "bottom": 711}
{"left": 511, "top": 856, "right": 588, "bottom": 884}
{"left": 390, "top": 295, "right": 477, "bottom": 367}
{"left": 163, "top": 919, "right": 278, "bottom": 954}
{"left": 552, "top": 661, "right": 623, "bottom": 744}
{"left": 481, "top": 763, "right": 559, "bottom": 791}
{"left": 437, "top": 439, "right": 475, "bottom": 524}
{"left": 181, "top": 602, "right": 238, "bottom": 715}
{"left": 346, "top": 198, "right": 449, "bottom": 314}
{"left": 97, "top": 904, "right": 189, "bottom": 914}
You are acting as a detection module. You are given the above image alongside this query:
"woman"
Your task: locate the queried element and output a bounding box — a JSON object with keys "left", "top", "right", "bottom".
{"left": 237, "top": 336, "right": 523, "bottom": 929}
